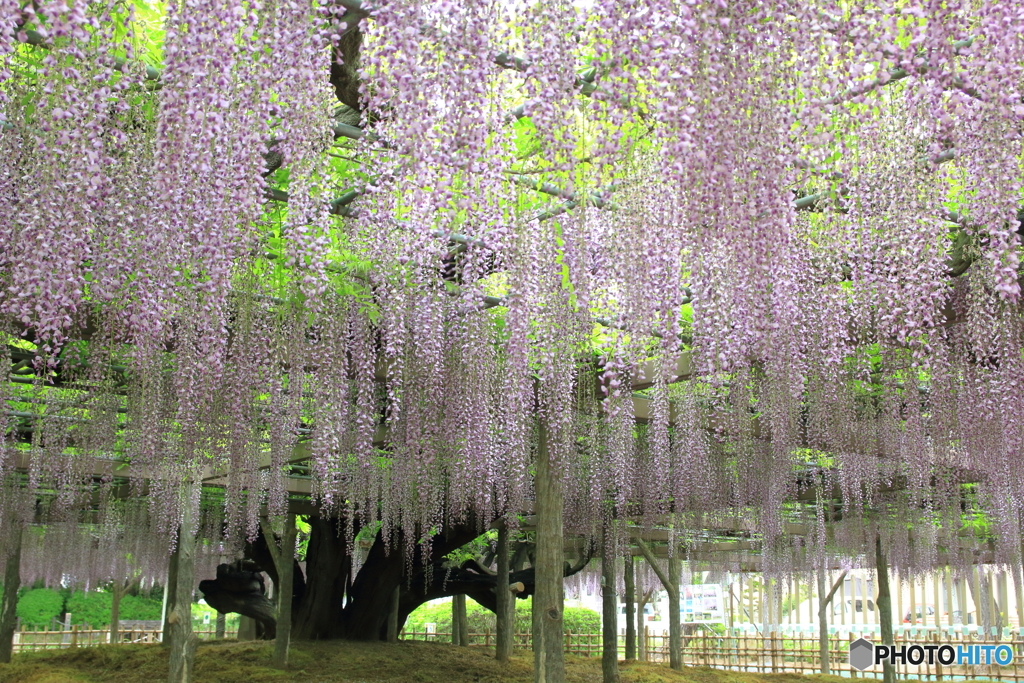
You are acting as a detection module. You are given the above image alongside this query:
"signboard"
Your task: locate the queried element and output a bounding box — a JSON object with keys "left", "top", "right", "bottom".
{"left": 681, "top": 584, "right": 723, "bottom": 623}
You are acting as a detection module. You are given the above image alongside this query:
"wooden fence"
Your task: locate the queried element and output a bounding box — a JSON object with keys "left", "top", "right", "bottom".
{"left": 11, "top": 626, "right": 237, "bottom": 652}
{"left": 13, "top": 622, "right": 1024, "bottom": 680}
{"left": 400, "top": 628, "right": 1024, "bottom": 680}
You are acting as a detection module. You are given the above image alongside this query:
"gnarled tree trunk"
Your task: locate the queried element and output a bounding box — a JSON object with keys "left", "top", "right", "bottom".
{"left": 199, "top": 563, "right": 277, "bottom": 639}
{"left": 292, "top": 516, "right": 348, "bottom": 640}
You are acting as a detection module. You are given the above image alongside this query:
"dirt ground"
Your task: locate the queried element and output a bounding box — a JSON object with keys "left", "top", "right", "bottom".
{"left": 0, "top": 640, "right": 865, "bottom": 683}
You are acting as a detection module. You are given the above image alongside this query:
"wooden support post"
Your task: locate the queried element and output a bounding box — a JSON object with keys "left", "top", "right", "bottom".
{"left": 968, "top": 566, "right": 981, "bottom": 631}
{"left": 387, "top": 586, "right": 400, "bottom": 644}
{"left": 747, "top": 575, "right": 754, "bottom": 629}
{"left": 840, "top": 578, "right": 846, "bottom": 626}
{"left": 624, "top": 556, "right": 636, "bottom": 660}
{"left": 215, "top": 612, "right": 225, "bottom": 639}
{"left": 601, "top": 532, "right": 619, "bottom": 683}
{"left": 451, "top": 597, "right": 460, "bottom": 645}
{"left": 667, "top": 555, "right": 681, "bottom": 670}
{"left": 238, "top": 616, "right": 256, "bottom": 641}
{"left": 819, "top": 569, "right": 848, "bottom": 674}
{"left": 263, "top": 513, "right": 298, "bottom": 667}
{"left": 875, "top": 534, "right": 895, "bottom": 683}
{"left": 729, "top": 577, "right": 735, "bottom": 629}
{"left": 635, "top": 538, "right": 681, "bottom": 670}
{"left": 0, "top": 527, "right": 23, "bottom": 664}
{"left": 896, "top": 571, "right": 903, "bottom": 632}
{"left": 166, "top": 500, "right": 199, "bottom": 683}
{"left": 638, "top": 590, "right": 648, "bottom": 661}
{"left": 452, "top": 594, "right": 467, "bottom": 645}
{"left": 910, "top": 576, "right": 917, "bottom": 626}
{"left": 944, "top": 569, "right": 953, "bottom": 629}
{"left": 1012, "top": 565, "right": 1024, "bottom": 632}
{"left": 458, "top": 593, "right": 470, "bottom": 646}
{"left": 997, "top": 570, "right": 1008, "bottom": 632}
{"left": 957, "top": 578, "right": 967, "bottom": 628}
{"left": 110, "top": 581, "right": 122, "bottom": 644}
{"left": 849, "top": 633, "right": 859, "bottom": 678}
{"left": 789, "top": 576, "right": 795, "bottom": 625}
{"left": 496, "top": 523, "right": 513, "bottom": 662}
{"left": 110, "top": 574, "right": 140, "bottom": 645}
{"left": 162, "top": 544, "right": 179, "bottom": 642}
{"left": 533, "top": 419, "right": 565, "bottom": 683}
{"left": 760, "top": 579, "right": 766, "bottom": 633}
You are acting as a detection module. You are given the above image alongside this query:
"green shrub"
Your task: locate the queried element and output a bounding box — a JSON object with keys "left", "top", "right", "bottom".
{"left": 563, "top": 606, "right": 601, "bottom": 633}
{"left": 16, "top": 588, "right": 64, "bottom": 627}
{"left": 63, "top": 590, "right": 163, "bottom": 628}
{"left": 404, "top": 596, "right": 601, "bottom": 636}
{"left": 120, "top": 594, "right": 163, "bottom": 622}
{"left": 65, "top": 591, "right": 113, "bottom": 627}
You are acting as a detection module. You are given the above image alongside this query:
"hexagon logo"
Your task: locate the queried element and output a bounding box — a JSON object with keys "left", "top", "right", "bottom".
{"left": 849, "top": 637, "right": 875, "bottom": 671}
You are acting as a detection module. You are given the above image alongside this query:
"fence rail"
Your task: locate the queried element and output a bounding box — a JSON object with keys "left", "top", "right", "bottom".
{"left": 12, "top": 627, "right": 237, "bottom": 652}
{"left": 12, "top": 622, "right": 1024, "bottom": 680}
{"left": 400, "top": 628, "right": 1024, "bottom": 680}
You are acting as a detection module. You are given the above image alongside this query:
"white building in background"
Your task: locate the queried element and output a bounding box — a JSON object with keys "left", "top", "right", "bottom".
{"left": 568, "top": 565, "right": 1022, "bottom": 635}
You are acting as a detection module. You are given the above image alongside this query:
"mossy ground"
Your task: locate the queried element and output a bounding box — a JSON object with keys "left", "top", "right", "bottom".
{"left": 0, "top": 640, "right": 866, "bottom": 683}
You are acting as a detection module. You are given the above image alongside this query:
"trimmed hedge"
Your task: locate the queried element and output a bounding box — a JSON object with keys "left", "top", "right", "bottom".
{"left": 16, "top": 588, "right": 64, "bottom": 627}
{"left": 65, "top": 591, "right": 163, "bottom": 628}
{"left": 405, "top": 596, "right": 601, "bottom": 635}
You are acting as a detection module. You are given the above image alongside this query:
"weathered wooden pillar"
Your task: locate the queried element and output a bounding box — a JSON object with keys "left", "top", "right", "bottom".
{"left": 624, "top": 555, "right": 636, "bottom": 660}
{"left": 817, "top": 571, "right": 829, "bottom": 674}
{"left": 452, "top": 594, "right": 463, "bottom": 645}
{"left": 635, "top": 539, "right": 681, "bottom": 670}
{"left": 637, "top": 589, "right": 648, "bottom": 661}
{"left": 0, "top": 527, "right": 23, "bottom": 664}
{"left": 110, "top": 580, "right": 124, "bottom": 644}
{"left": 533, "top": 419, "right": 565, "bottom": 683}
{"left": 601, "top": 532, "right": 619, "bottom": 683}
{"left": 968, "top": 565, "right": 985, "bottom": 632}
{"left": 875, "top": 534, "right": 895, "bottom": 683}
{"left": 387, "top": 586, "right": 400, "bottom": 644}
{"left": 162, "top": 545, "right": 179, "bottom": 642}
{"left": 451, "top": 594, "right": 469, "bottom": 646}
{"left": 1012, "top": 564, "right": 1024, "bottom": 632}
{"left": 496, "top": 524, "right": 513, "bottom": 662}
{"left": 271, "top": 514, "right": 298, "bottom": 668}
{"left": 237, "top": 616, "right": 256, "bottom": 640}
{"left": 459, "top": 594, "right": 470, "bottom": 645}
{"left": 166, "top": 498, "right": 198, "bottom": 683}
{"left": 667, "top": 555, "right": 681, "bottom": 670}
{"left": 818, "top": 569, "right": 847, "bottom": 674}
{"left": 215, "top": 612, "right": 225, "bottom": 639}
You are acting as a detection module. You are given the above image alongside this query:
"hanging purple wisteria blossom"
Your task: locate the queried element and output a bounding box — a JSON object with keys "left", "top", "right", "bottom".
{"left": 0, "top": 0, "right": 1021, "bottom": 581}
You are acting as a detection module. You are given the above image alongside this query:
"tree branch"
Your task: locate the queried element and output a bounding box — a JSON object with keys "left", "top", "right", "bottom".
{"left": 634, "top": 537, "right": 678, "bottom": 599}
{"left": 821, "top": 570, "right": 848, "bottom": 609}
{"left": 819, "top": 37, "right": 975, "bottom": 106}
